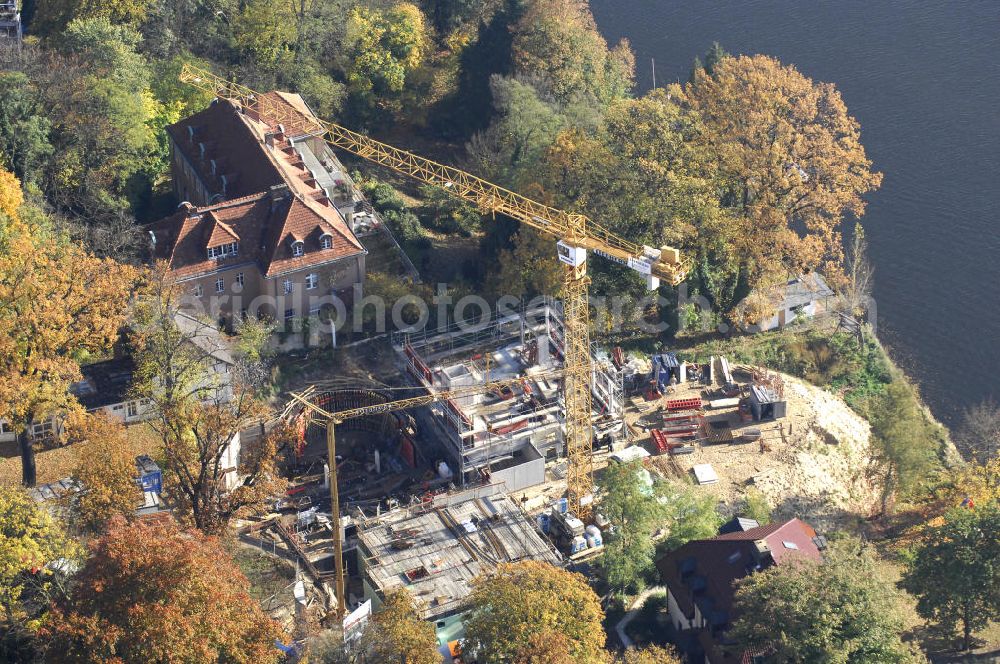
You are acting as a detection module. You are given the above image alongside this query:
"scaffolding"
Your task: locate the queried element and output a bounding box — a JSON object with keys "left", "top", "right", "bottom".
{"left": 392, "top": 300, "right": 625, "bottom": 489}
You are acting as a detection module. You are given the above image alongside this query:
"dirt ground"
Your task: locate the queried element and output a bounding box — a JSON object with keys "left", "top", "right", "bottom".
{"left": 626, "top": 367, "right": 881, "bottom": 531}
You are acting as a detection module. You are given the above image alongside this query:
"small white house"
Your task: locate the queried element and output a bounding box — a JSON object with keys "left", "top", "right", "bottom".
{"left": 744, "top": 272, "right": 835, "bottom": 332}
{"left": 0, "top": 312, "right": 236, "bottom": 445}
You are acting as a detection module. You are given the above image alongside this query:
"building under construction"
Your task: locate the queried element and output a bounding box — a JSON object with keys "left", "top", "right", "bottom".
{"left": 0, "top": 1, "right": 20, "bottom": 43}
{"left": 393, "top": 299, "right": 626, "bottom": 493}
{"left": 355, "top": 487, "right": 561, "bottom": 646}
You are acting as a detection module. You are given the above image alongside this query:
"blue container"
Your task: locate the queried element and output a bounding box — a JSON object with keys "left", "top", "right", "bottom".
{"left": 537, "top": 514, "right": 550, "bottom": 534}
{"left": 556, "top": 498, "right": 569, "bottom": 514}
{"left": 135, "top": 455, "right": 163, "bottom": 494}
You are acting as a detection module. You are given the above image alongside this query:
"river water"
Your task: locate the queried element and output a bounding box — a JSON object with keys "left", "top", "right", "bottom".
{"left": 590, "top": 0, "right": 1000, "bottom": 427}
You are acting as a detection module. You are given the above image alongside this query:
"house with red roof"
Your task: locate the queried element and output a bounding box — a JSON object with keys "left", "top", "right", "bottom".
{"left": 655, "top": 518, "right": 824, "bottom": 663}
{"left": 149, "top": 90, "right": 368, "bottom": 328}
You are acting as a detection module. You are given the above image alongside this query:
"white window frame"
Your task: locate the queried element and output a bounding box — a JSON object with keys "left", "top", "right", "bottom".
{"left": 306, "top": 273, "right": 319, "bottom": 290}
{"left": 283, "top": 279, "right": 293, "bottom": 294}
{"left": 291, "top": 241, "right": 304, "bottom": 257}
{"left": 207, "top": 242, "right": 239, "bottom": 260}
{"left": 127, "top": 401, "right": 138, "bottom": 418}
{"left": 284, "top": 308, "right": 295, "bottom": 320}
{"left": 236, "top": 272, "right": 244, "bottom": 287}
{"left": 193, "top": 284, "right": 203, "bottom": 297}
{"left": 215, "top": 277, "right": 224, "bottom": 293}
{"left": 320, "top": 234, "right": 333, "bottom": 250}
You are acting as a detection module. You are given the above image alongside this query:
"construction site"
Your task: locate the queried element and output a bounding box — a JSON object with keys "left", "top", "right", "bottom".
{"left": 168, "top": 66, "right": 883, "bottom": 656}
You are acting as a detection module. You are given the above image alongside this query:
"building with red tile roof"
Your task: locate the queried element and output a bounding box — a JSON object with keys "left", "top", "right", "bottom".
{"left": 655, "top": 518, "right": 824, "bottom": 664}
{"left": 151, "top": 89, "right": 368, "bottom": 327}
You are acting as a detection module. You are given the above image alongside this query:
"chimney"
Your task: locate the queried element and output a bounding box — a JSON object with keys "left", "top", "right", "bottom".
{"left": 269, "top": 183, "right": 290, "bottom": 212}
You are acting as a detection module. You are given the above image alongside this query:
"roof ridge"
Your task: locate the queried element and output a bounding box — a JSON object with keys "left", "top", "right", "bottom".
{"left": 196, "top": 190, "right": 269, "bottom": 212}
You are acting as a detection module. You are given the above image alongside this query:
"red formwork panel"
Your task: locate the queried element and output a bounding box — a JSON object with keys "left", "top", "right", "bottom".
{"left": 650, "top": 429, "right": 669, "bottom": 454}
{"left": 665, "top": 397, "right": 703, "bottom": 412}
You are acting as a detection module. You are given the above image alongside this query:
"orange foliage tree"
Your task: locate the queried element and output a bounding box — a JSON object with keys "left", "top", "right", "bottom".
{"left": 678, "top": 54, "right": 882, "bottom": 292}
{"left": 43, "top": 515, "right": 283, "bottom": 663}
{"left": 0, "top": 168, "right": 137, "bottom": 487}
{"left": 65, "top": 412, "right": 142, "bottom": 532}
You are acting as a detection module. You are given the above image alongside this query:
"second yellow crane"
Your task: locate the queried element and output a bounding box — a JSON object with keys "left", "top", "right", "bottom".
{"left": 180, "top": 64, "right": 691, "bottom": 518}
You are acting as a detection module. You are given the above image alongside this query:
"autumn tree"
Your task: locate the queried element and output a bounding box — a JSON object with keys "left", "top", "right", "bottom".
{"left": 44, "top": 515, "right": 283, "bottom": 663}
{"left": 511, "top": 0, "right": 634, "bottom": 106}
{"left": 366, "top": 590, "right": 440, "bottom": 664}
{"left": 0, "top": 169, "right": 136, "bottom": 487}
{"left": 731, "top": 538, "right": 923, "bottom": 663}
{"left": 0, "top": 486, "right": 77, "bottom": 657}
{"left": 902, "top": 504, "right": 1000, "bottom": 651}
{"left": 463, "top": 561, "right": 606, "bottom": 664}
{"left": 65, "top": 412, "right": 142, "bottom": 532}
{"left": 345, "top": 3, "right": 430, "bottom": 118}
{"left": 619, "top": 645, "right": 681, "bottom": 664}
{"left": 513, "top": 629, "right": 576, "bottom": 664}
{"left": 677, "top": 54, "right": 882, "bottom": 306}
{"left": 537, "top": 92, "right": 728, "bottom": 304}
{"left": 130, "top": 269, "right": 286, "bottom": 532}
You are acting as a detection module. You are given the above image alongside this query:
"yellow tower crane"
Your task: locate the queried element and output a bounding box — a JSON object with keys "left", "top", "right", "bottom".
{"left": 289, "top": 374, "right": 556, "bottom": 619}
{"left": 180, "top": 64, "right": 691, "bottom": 519}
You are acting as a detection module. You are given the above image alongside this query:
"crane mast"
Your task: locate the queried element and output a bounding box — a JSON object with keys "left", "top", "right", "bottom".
{"left": 180, "top": 64, "right": 691, "bottom": 519}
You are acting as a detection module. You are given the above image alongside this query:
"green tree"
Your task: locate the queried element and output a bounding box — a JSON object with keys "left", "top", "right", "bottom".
{"left": 0, "top": 486, "right": 75, "bottom": 624}
{"left": 345, "top": 3, "right": 430, "bottom": 118}
{"left": 30, "top": 0, "right": 153, "bottom": 36}
{"left": 731, "top": 538, "right": 923, "bottom": 663}
{"left": 490, "top": 227, "right": 562, "bottom": 299}
{"left": 232, "top": 0, "right": 296, "bottom": 73}
{"left": 902, "top": 504, "right": 1000, "bottom": 651}
{"left": 739, "top": 487, "right": 773, "bottom": 525}
{"left": 869, "top": 377, "right": 940, "bottom": 512}
{"left": 658, "top": 478, "right": 722, "bottom": 552}
{"left": 463, "top": 561, "right": 606, "bottom": 664}
{"left": 599, "top": 460, "right": 662, "bottom": 595}
{"left": 40, "top": 18, "right": 163, "bottom": 219}
{"left": 0, "top": 72, "right": 53, "bottom": 186}
{"left": 467, "top": 75, "right": 597, "bottom": 188}
{"left": 511, "top": 0, "right": 634, "bottom": 106}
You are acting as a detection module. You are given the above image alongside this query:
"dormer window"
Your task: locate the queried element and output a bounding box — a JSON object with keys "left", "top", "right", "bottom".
{"left": 207, "top": 242, "right": 238, "bottom": 260}
{"left": 320, "top": 234, "right": 333, "bottom": 250}
{"left": 291, "top": 240, "right": 304, "bottom": 257}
